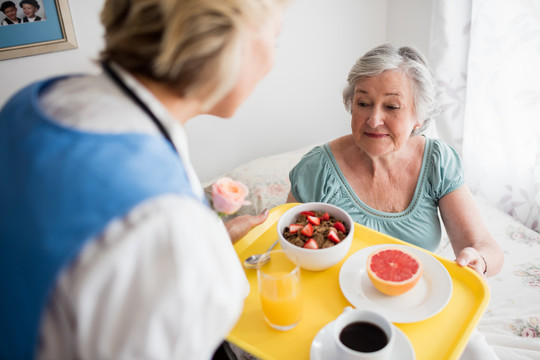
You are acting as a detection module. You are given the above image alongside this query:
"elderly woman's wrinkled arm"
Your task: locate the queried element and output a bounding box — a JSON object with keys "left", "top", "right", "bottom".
{"left": 438, "top": 184, "right": 504, "bottom": 277}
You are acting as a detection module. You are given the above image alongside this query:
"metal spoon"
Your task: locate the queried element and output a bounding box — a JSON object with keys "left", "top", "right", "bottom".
{"left": 243, "top": 239, "right": 279, "bottom": 269}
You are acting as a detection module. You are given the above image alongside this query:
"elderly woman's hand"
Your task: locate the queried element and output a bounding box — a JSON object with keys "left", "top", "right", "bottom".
{"left": 225, "top": 209, "right": 269, "bottom": 244}
{"left": 455, "top": 247, "right": 488, "bottom": 276}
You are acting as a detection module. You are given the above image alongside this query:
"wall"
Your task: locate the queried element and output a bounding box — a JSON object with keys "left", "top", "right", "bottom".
{"left": 0, "top": 0, "right": 432, "bottom": 183}
{"left": 188, "top": 0, "right": 433, "bottom": 182}
{"left": 386, "top": 0, "right": 433, "bottom": 56}
{"left": 186, "top": 0, "right": 388, "bottom": 181}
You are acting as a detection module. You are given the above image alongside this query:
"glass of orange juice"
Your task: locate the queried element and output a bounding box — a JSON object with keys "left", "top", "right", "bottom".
{"left": 257, "top": 249, "right": 302, "bottom": 330}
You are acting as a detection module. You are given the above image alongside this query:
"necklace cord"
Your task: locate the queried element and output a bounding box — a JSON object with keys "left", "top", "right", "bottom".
{"left": 101, "top": 61, "right": 178, "bottom": 155}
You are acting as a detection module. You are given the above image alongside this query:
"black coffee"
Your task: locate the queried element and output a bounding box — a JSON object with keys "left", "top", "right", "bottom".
{"left": 339, "top": 321, "right": 388, "bottom": 352}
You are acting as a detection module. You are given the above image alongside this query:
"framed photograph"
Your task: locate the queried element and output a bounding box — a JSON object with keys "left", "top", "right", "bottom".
{"left": 0, "top": 0, "right": 77, "bottom": 60}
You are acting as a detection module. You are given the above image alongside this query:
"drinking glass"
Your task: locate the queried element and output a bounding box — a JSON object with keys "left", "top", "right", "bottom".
{"left": 257, "top": 250, "right": 302, "bottom": 330}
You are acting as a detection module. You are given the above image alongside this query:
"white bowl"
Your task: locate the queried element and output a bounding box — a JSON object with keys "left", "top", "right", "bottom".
{"left": 277, "top": 202, "right": 354, "bottom": 271}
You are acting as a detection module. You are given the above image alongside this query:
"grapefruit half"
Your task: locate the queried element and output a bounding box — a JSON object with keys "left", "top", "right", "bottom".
{"left": 366, "top": 247, "right": 423, "bottom": 296}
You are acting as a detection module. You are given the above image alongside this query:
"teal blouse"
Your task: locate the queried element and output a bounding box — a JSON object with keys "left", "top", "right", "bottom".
{"left": 289, "top": 137, "right": 464, "bottom": 251}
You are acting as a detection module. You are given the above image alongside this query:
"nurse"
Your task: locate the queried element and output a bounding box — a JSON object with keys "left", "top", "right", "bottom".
{"left": 0, "top": 0, "right": 292, "bottom": 359}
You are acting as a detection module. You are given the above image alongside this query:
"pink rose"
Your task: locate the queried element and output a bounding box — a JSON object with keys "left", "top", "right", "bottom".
{"left": 211, "top": 177, "right": 251, "bottom": 215}
{"left": 521, "top": 328, "right": 537, "bottom": 338}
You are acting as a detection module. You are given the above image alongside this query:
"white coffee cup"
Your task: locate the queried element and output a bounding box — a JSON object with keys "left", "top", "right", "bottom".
{"left": 333, "top": 307, "right": 395, "bottom": 360}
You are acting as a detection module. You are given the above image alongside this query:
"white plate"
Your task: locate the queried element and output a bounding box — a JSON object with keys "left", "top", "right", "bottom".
{"left": 310, "top": 319, "right": 415, "bottom": 360}
{"left": 339, "top": 244, "right": 453, "bottom": 323}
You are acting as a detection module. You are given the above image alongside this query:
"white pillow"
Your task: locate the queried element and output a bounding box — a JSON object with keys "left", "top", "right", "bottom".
{"left": 204, "top": 144, "right": 316, "bottom": 219}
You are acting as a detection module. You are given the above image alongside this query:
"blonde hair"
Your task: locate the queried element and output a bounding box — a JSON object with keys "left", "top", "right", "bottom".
{"left": 100, "top": 0, "right": 290, "bottom": 110}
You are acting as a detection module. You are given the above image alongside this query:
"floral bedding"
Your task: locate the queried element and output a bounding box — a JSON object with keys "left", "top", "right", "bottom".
{"left": 205, "top": 145, "right": 540, "bottom": 359}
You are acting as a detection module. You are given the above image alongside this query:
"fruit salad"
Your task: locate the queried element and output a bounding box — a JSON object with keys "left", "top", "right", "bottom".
{"left": 282, "top": 210, "right": 349, "bottom": 249}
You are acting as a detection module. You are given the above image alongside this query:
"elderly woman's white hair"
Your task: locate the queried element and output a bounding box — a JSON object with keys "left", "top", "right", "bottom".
{"left": 342, "top": 44, "right": 439, "bottom": 135}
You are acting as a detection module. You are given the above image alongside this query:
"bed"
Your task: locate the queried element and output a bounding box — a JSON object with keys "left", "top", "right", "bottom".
{"left": 205, "top": 144, "right": 540, "bottom": 360}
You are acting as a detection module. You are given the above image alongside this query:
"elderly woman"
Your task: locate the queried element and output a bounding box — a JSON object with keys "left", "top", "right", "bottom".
{"left": 287, "top": 44, "right": 503, "bottom": 278}
{"left": 0, "top": 0, "right": 291, "bottom": 359}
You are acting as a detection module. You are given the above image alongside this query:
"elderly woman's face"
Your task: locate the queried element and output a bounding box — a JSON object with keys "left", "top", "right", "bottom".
{"left": 208, "top": 14, "right": 282, "bottom": 118}
{"left": 350, "top": 70, "right": 419, "bottom": 157}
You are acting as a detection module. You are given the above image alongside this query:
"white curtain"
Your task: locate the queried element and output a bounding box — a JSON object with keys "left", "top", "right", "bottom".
{"left": 429, "top": 0, "right": 540, "bottom": 232}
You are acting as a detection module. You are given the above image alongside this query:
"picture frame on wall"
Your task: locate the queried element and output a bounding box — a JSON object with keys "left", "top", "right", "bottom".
{"left": 0, "top": 0, "right": 77, "bottom": 61}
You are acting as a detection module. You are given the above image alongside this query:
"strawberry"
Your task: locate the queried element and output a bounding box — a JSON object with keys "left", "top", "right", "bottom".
{"left": 307, "top": 215, "right": 320, "bottom": 226}
{"left": 333, "top": 221, "right": 346, "bottom": 233}
{"left": 289, "top": 224, "right": 303, "bottom": 234}
{"left": 300, "top": 211, "right": 316, "bottom": 216}
{"left": 328, "top": 228, "right": 341, "bottom": 243}
{"left": 301, "top": 223, "right": 314, "bottom": 237}
{"left": 320, "top": 212, "right": 330, "bottom": 221}
{"left": 303, "top": 238, "right": 319, "bottom": 249}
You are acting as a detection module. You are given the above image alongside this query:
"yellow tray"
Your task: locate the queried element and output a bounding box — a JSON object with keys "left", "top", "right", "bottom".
{"left": 228, "top": 204, "right": 490, "bottom": 360}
